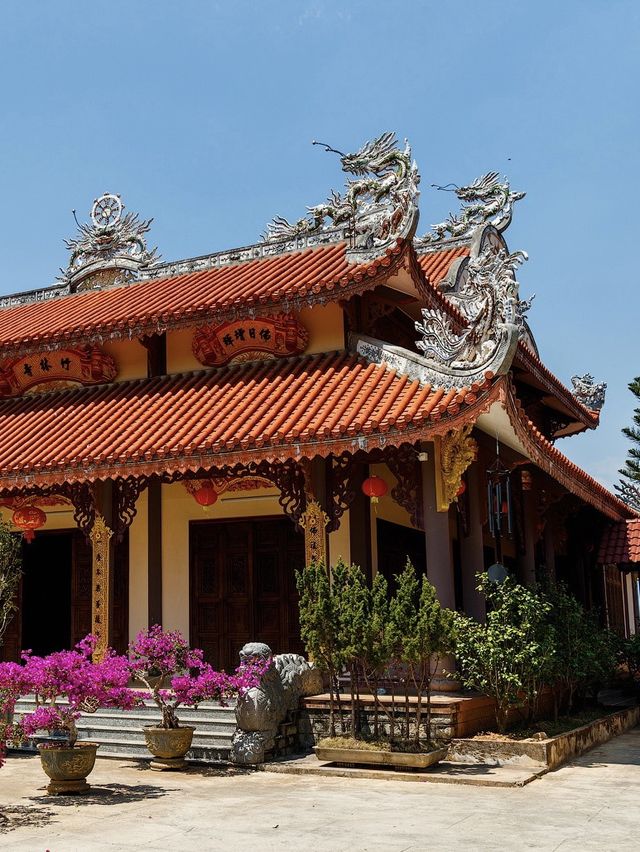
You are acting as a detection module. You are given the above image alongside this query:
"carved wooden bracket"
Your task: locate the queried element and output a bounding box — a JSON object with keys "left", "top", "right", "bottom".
{"left": 434, "top": 426, "right": 478, "bottom": 512}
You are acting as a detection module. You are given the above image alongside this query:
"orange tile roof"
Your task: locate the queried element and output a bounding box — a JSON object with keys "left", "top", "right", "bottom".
{"left": 0, "top": 242, "right": 407, "bottom": 356}
{"left": 0, "top": 352, "right": 496, "bottom": 490}
{"left": 503, "top": 383, "right": 634, "bottom": 521}
{"left": 598, "top": 519, "right": 640, "bottom": 564}
{"left": 416, "top": 245, "right": 470, "bottom": 285}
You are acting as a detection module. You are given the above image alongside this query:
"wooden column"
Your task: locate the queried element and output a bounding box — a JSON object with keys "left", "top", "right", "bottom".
{"left": 147, "top": 476, "right": 163, "bottom": 627}
{"left": 90, "top": 495, "right": 114, "bottom": 660}
{"left": 421, "top": 447, "right": 455, "bottom": 609}
{"left": 459, "top": 461, "right": 486, "bottom": 622}
{"left": 517, "top": 485, "right": 537, "bottom": 587}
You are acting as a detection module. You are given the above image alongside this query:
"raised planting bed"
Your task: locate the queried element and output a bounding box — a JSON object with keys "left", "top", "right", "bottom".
{"left": 449, "top": 705, "right": 640, "bottom": 770}
{"left": 314, "top": 737, "right": 448, "bottom": 769}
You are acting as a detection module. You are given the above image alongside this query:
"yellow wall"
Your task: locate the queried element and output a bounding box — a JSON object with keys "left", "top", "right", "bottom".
{"left": 0, "top": 503, "right": 76, "bottom": 534}
{"left": 299, "top": 303, "right": 344, "bottom": 354}
{"left": 102, "top": 338, "right": 147, "bottom": 382}
{"left": 160, "top": 481, "right": 285, "bottom": 636}
{"left": 328, "top": 509, "right": 350, "bottom": 566}
{"left": 166, "top": 327, "right": 201, "bottom": 375}
{"left": 367, "top": 462, "right": 415, "bottom": 577}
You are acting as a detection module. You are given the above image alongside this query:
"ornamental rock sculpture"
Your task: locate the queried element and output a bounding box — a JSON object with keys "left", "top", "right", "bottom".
{"left": 262, "top": 132, "right": 420, "bottom": 261}
{"left": 230, "top": 642, "right": 322, "bottom": 765}
{"left": 416, "top": 171, "right": 525, "bottom": 245}
{"left": 571, "top": 373, "right": 607, "bottom": 411}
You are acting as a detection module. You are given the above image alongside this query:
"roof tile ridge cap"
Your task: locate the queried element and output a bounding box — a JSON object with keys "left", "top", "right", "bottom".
{"left": 515, "top": 341, "right": 599, "bottom": 423}
{"left": 506, "top": 380, "right": 633, "bottom": 515}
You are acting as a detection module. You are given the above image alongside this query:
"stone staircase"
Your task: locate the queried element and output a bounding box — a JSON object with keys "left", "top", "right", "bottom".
{"left": 11, "top": 696, "right": 237, "bottom": 763}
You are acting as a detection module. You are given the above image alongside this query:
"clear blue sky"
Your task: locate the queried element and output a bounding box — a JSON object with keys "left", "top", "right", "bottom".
{"left": 0, "top": 1, "right": 638, "bottom": 490}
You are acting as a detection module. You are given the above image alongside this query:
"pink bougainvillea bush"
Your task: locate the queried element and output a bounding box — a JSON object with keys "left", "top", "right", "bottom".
{"left": 129, "top": 625, "right": 270, "bottom": 729}
{"left": 0, "top": 635, "right": 139, "bottom": 748}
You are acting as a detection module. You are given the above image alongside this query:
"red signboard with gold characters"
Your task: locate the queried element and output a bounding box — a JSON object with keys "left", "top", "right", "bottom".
{"left": 192, "top": 312, "right": 308, "bottom": 367}
{"left": 0, "top": 345, "right": 117, "bottom": 397}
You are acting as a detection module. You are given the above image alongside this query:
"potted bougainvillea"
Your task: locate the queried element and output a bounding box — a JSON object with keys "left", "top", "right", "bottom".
{"left": 129, "top": 625, "right": 268, "bottom": 770}
{"left": 0, "top": 636, "right": 138, "bottom": 794}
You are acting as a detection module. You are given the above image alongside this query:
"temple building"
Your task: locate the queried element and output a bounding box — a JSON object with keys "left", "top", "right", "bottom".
{"left": 0, "top": 133, "right": 637, "bottom": 668}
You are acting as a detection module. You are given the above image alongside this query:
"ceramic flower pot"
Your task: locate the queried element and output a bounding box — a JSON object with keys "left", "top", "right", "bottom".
{"left": 143, "top": 725, "right": 195, "bottom": 770}
{"left": 37, "top": 742, "right": 99, "bottom": 795}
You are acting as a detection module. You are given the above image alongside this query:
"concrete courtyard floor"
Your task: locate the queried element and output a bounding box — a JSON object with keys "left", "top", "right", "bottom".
{"left": 1, "top": 727, "right": 639, "bottom": 851}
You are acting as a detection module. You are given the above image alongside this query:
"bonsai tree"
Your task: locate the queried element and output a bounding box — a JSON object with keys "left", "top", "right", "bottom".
{"left": 389, "top": 561, "right": 455, "bottom": 745}
{"left": 296, "top": 561, "right": 344, "bottom": 736}
{"left": 454, "top": 574, "right": 553, "bottom": 732}
{"left": 128, "top": 625, "right": 265, "bottom": 729}
{"left": 0, "top": 518, "right": 22, "bottom": 650}
{"left": 0, "top": 635, "right": 137, "bottom": 747}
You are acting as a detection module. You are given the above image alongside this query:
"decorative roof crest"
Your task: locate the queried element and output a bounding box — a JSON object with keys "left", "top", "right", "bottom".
{"left": 415, "top": 227, "right": 527, "bottom": 380}
{"left": 571, "top": 373, "right": 607, "bottom": 411}
{"left": 61, "top": 193, "right": 159, "bottom": 291}
{"left": 416, "top": 171, "right": 525, "bottom": 247}
{"left": 262, "top": 132, "right": 420, "bottom": 261}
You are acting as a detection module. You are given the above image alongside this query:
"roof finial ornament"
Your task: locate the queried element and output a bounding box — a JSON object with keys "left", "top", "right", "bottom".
{"left": 61, "top": 193, "right": 159, "bottom": 291}
{"left": 416, "top": 172, "right": 525, "bottom": 246}
{"left": 571, "top": 373, "right": 607, "bottom": 411}
{"left": 262, "top": 132, "right": 420, "bottom": 261}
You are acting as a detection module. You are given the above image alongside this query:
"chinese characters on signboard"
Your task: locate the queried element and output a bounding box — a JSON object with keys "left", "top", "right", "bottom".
{"left": 192, "top": 313, "right": 308, "bottom": 367}
{"left": 0, "top": 346, "right": 117, "bottom": 397}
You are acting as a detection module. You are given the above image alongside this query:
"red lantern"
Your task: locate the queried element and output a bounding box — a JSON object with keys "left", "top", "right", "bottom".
{"left": 192, "top": 482, "right": 218, "bottom": 509}
{"left": 12, "top": 505, "right": 47, "bottom": 542}
{"left": 456, "top": 480, "right": 466, "bottom": 497}
{"left": 361, "top": 475, "right": 388, "bottom": 504}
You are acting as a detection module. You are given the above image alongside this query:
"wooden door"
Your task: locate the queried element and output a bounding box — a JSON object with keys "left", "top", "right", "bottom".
{"left": 190, "top": 518, "right": 304, "bottom": 671}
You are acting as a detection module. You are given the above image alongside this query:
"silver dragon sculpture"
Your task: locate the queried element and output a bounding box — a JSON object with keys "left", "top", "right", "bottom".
{"left": 415, "top": 243, "right": 527, "bottom": 373}
{"left": 61, "top": 193, "right": 159, "bottom": 287}
{"left": 416, "top": 171, "right": 525, "bottom": 245}
{"left": 570, "top": 373, "right": 607, "bottom": 411}
{"left": 262, "top": 132, "right": 419, "bottom": 251}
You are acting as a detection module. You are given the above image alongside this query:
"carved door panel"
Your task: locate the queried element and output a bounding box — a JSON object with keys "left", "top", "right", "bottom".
{"left": 70, "top": 532, "right": 92, "bottom": 648}
{"left": 190, "top": 518, "right": 304, "bottom": 671}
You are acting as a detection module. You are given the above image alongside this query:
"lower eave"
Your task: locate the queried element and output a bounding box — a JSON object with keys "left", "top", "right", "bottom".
{"left": 0, "top": 351, "right": 499, "bottom": 493}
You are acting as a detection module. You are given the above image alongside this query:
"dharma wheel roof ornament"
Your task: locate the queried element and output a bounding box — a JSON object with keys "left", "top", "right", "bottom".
{"left": 262, "top": 132, "right": 420, "bottom": 262}
{"left": 571, "top": 373, "right": 607, "bottom": 411}
{"left": 61, "top": 193, "right": 159, "bottom": 291}
{"left": 415, "top": 171, "right": 525, "bottom": 246}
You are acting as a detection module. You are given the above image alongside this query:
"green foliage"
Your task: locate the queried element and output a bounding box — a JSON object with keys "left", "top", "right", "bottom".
{"left": 0, "top": 520, "right": 22, "bottom": 648}
{"left": 619, "top": 376, "right": 640, "bottom": 484}
{"left": 619, "top": 633, "right": 640, "bottom": 683}
{"left": 454, "top": 574, "right": 554, "bottom": 731}
{"left": 545, "top": 583, "right": 617, "bottom": 713}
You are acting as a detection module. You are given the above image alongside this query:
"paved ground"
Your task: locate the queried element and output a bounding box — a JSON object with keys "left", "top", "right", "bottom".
{"left": 1, "top": 727, "right": 639, "bottom": 851}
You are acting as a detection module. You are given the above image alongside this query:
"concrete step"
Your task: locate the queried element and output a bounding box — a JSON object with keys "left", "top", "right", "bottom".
{"left": 11, "top": 695, "right": 237, "bottom": 764}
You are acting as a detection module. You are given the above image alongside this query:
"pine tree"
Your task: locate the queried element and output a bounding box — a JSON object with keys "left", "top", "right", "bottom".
{"left": 616, "top": 376, "right": 640, "bottom": 510}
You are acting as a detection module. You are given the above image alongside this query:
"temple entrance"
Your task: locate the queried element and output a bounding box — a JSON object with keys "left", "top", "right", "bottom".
{"left": 190, "top": 517, "right": 305, "bottom": 671}
{"left": 0, "top": 529, "right": 129, "bottom": 662}
{"left": 22, "top": 531, "right": 73, "bottom": 656}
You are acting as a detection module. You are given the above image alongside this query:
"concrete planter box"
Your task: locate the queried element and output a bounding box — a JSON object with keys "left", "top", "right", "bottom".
{"left": 449, "top": 706, "right": 640, "bottom": 770}
{"left": 314, "top": 745, "right": 448, "bottom": 769}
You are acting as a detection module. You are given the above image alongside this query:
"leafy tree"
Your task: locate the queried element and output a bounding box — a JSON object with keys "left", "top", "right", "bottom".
{"left": 359, "top": 571, "right": 394, "bottom": 739}
{"left": 334, "top": 561, "right": 369, "bottom": 736}
{"left": 454, "top": 574, "right": 554, "bottom": 732}
{"left": 616, "top": 376, "right": 640, "bottom": 510}
{"left": 0, "top": 520, "right": 22, "bottom": 651}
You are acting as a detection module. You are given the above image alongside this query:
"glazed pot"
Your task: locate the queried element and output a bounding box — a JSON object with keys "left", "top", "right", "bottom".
{"left": 37, "top": 742, "right": 99, "bottom": 795}
{"left": 143, "top": 725, "right": 195, "bottom": 770}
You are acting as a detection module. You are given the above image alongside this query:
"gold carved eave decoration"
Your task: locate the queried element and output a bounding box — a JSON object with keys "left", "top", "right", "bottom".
{"left": 0, "top": 345, "right": 117, "bottom": 398}
{"left": 434, "top": 424, "right": 478, "bottom": 512}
